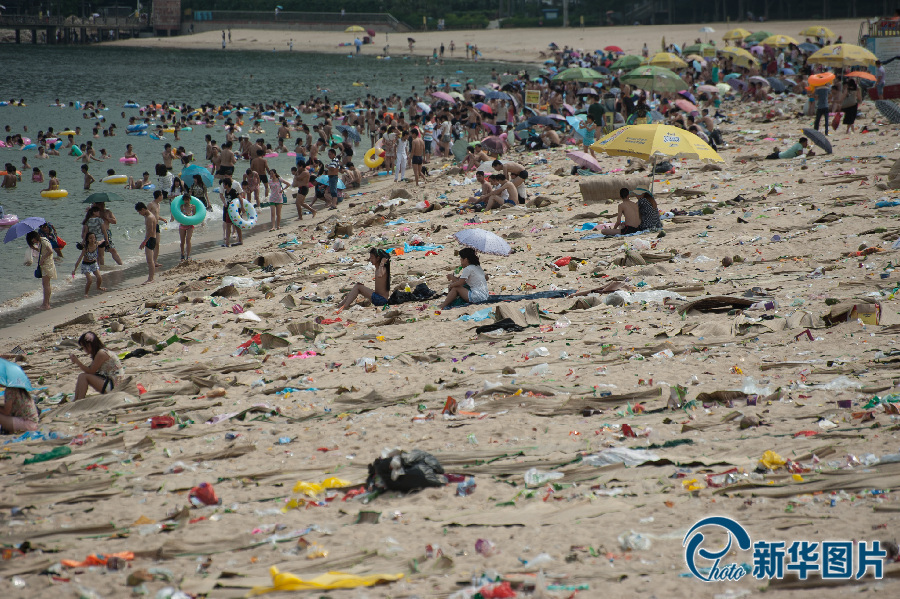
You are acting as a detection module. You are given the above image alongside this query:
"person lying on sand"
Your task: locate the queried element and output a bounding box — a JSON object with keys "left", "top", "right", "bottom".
{"left": 765, "top": 137, "right": 813, "bottom": 159}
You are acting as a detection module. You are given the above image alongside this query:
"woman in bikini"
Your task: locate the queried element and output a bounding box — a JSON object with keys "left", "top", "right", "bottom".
{"left": 334, "top": 248, "right": 392, "bottom": 313}
{"left": 70, "top": 331, "right": 125, "bottom": 400}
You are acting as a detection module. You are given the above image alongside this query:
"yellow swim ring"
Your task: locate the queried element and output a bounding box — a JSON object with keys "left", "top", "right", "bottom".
{"left": 102, "top": 175, "right": 128, "bottom": 185}
{"left": 364, "top": 147, "right": 385, "bottom": 169}
{"left": 60, "top": 130, "right": 77, "bottom": 136}
{"left": 41, "top": 189, "right": 69, "bottom": 198}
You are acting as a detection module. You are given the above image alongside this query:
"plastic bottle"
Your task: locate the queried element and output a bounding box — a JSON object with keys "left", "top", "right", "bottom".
{"left": 523, "top": 468, "right": 564, "bottom": 487}
{"left": 527, "top": 347, "right": 549, "bottom": 358}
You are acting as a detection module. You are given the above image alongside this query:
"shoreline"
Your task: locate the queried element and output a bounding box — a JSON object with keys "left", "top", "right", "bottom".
{"left": 104, "top": 19, "right": 866, "bottom": 65}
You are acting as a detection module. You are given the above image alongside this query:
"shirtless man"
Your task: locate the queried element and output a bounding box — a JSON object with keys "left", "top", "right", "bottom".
{"left": 600, "top": 188, "right": 642, "bottom": 236}
{"left": 410, "top": 129, "right": 427, "bottom": 186}
{"left": 250, "top": 149, "right": 269, "bottom": 204}
{"left": 491, "top": 159, "right": 528, "bottom": 203}
{"left": 461, "top": 170, "right": 493, "bottom": 206}
{"left": 148, "top": 190, "right": 168, "bottom": 267}
{"left": 483, "top": 174, "right": 518, "bottom": 210}
{"left": 217, "top": 141, "right": 237, "bottom": 182}
{"left": 135, "top": 202, "right": 158, "bottom": 283}
{"left": 126, "top": 171, "right": 151, "bottom": 190}
{"left": 291, "top": 166, "right": 315, "bottom": 219}
{"left": 161, "top": 143, "right": 174, "bottom": 171}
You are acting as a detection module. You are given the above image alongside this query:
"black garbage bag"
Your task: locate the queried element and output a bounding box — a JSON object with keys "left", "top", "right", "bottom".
{"left": 367, "top": 449, "right": 447, "bottom": 492}
{"left": 388, "top": 282, "right": 437, "bottom": 305}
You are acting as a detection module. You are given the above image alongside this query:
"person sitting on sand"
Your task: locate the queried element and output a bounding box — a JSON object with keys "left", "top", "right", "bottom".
{"left": 766, "top": 137, "right": 813, "bottom": 159}
{"left": 483, "top": 173, "right": 518, "bottom": 210}
{"left": 126, "top": 171, "right": 151, "bottom": 189}
{"left": 600, "top": 188, "right": 643, "bottom": 236}
{"left": 70, "top": 331, "right": 125, "bottom": 400}
{"left": 334, "top": 248, "right": 392, "bottom": 313}
{"left": 637, "top": 191, "right": 663, "bottom": 231}
{"left": 461, "top": 170, "right": 492, "bottom": 206}
{"left": 0, "top": 385, "right": 39, "bottom": 434}
{"left": 439, "top": 247, "right": 490, "bottom": 308}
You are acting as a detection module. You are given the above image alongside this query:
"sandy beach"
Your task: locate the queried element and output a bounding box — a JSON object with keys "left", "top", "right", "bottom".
{"left": 111, "top": 19, "right": 866, "bottom": 64}
{"left": 2, "top": 19, "right": 900, "bottom": 599}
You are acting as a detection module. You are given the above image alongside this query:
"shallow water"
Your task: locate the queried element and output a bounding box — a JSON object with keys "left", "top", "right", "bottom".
{"left": 0, "top": 45, "right": 512, "bottom": 320}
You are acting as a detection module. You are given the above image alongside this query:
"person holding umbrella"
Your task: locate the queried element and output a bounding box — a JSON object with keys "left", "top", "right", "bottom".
{"left": 438, "top": 248, "right": 490, "bottom": 309}
{"left": 25, "top": 230, "right": 56, "bottom": 310}
{"left": 0, "top": 359, "right": 40, "bottom": 433}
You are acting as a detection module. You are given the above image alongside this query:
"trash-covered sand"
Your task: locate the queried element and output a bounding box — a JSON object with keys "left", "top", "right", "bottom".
{"left": 2, "top": 93, "right": 900, "bottom": 598}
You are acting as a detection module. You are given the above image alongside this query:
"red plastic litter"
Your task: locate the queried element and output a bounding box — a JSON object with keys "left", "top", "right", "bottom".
{"left": 478, "top": 581, "right": 517, "bottom": 598}
{"left": 622, "top": 424, "right": 638, "bottom": 438}
{"left": 189, "top": 482, "right": 220, "bottom": 506}
{"left": 151, "top": 415, "right": 176, "bottom": 429}
{"left": 554, "top": 256, "right": 572, "bottom": 267}
{"left": 136, "top": 383, "right": 148, "bottom": 395}
{"left": 793, "top": 430, "right": 819, "bottom": 437}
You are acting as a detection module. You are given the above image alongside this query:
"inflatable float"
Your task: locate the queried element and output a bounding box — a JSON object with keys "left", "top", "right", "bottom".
{"left": 0, "top": 214, "right": 19, "bottom": 227}
{"left": 119, "top": 157, "right": 137, "bottom": 164}
{"left": 41, "top": 189, "right": 68, "bottom": 199}
{"left": 228, "top": 198, "right": 258, "bottom": 230}
{"left": 364, "top": 147, "right": 385, "bottom": 169}
{"left": 102, "top": 175, "right": 128, "bottom": 185}
{"left": 171, "top": 196, "right": 208, "bottom": 226}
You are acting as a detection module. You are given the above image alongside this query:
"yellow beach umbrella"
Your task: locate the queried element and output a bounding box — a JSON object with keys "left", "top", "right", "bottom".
{"left": 345, "top": 25, "right": 366, "bottom": 33}
{"left": 590, "top": 124, "right": 722, "bottom": 192}
{"left": 648, "top": 52, "right": 687, "bottom": 70}
{"left": 721, "top": 47, "right": 759, "bottom": 68}
{"left": 799, "top": 26, "right": 835, "bottom": 38}
{"left": 760, "top": 34, "right": 798, "bottom": 47}
{"left": 808, "top": 43, "right": 878, "bottom": 67}
{"left": 722, "top": 28, "right": 752, "bottom": 41}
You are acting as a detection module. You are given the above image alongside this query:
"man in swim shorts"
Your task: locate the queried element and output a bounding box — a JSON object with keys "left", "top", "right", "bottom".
{"left": 410, "top": 128, "right": 427, "bottom": 186}
{"left": 148, "top": 190, "right": 168, "bottom": 267}
{"left": 135, "top": 202, "right": 157, "bottom": 284}
{"left": 217, "top": 141, "right": 236, "bottom": 180}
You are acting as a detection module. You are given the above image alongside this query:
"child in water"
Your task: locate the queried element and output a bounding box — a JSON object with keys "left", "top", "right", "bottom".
{"left": 32, "top": 167, "right": 43, "bottom": 183}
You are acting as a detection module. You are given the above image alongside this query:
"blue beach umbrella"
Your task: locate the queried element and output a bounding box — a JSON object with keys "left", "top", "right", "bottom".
{"left": 181, "top": 165, "right": 214, "bottom": 187}
{"left": 316, "top": 175, "right": 346, "bottom": 190}
{"left": 3, "top": 217, "right": 45, "bottom": 244}
{"left": 0, "top": 358, "right": 34, "bottom": 391}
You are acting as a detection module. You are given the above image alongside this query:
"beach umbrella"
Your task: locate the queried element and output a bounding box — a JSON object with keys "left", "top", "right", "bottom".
{"left": 749, "top": 45, "right": 767, "bottom": 56}
{"left": 566, "top": 150, "right": 602, "bottom": 173}
{"left": 562, "top": 103, "right": 576, "bottom": 115}
{"left": 685, "top": 54, "right": 706, "bottom": 65}
{"left": 745, "top": 31, "right": 773, "bottom": 43}
{"left": 846, "top": 71, "right": 876, "bottom": 82}
{"left": 761, "top": 34, "right": 798, "bottom": 48}
{"left": 604, "top": 45, "right": 623, "bottom": 53}
{"left": 749, "top": 75, "right": 770, "bottom": 85}
{"left": 469, "top": 89, "right": 486, "bottom": 98}
{"left": 698, "top": 84, "right": 719, "bottom": 94}
{"left": 699, "top": 26, "right": 715, "bottom": 33}
{"left": 723, "top": 47, "right": 759, "bottom": 68}
{"left": 453, "top": 228, "right": 510, "bottom": 256}
{"left": 345, "top": 25, "right": 365, "bottom": 33}
{"left": 766, "top": 77, "right": 787, "bottom": 93}
{"left": 875, "top": 100, "right": 900, "bottom": 124}
{"left": 3, "top": 217, "right": 45, "bottom": 244}
{"left": 527, "top": 115, "right": 557, "bottom": 127}
{"left": 674, "top": 99, "right": 698, "bottom": 113}
{"left": 431, "top": 91, "right": 456, "bottom": 103}
{"left": 335, "top": 124, "right": 361, "bottom": 143}
{"left": 577, "top": 87, "right": 599, "bottom": 96}
{"left": 449, "top": 91, "right": 464, "bottom": 100}
{"left": 315, "top": 175, "right": 346, "bottom": 190}
{"left": 716, "top": 83, "right": 731, "bottom": 94}
{"left": 722, "top": 28, "right": 752, "bottom": 41}
{"left": 181, "top": 165, "right": 214, "bottom": 187}
{"left": 407, "top": 37, "right": 416, "bottom": 43}
{"left": 683, "top": 43, "right": 716, "bottom": 57}
{"left": 678, "top": 90, "right": 697, "bottom": 103}
{"left": 671, "top": 43, "right": 682, "bottom": 55}
{"left": 802, "top": 128, "right": 833, "bottom": 154}
{"left": 482, "top": 123, "right": 498, "bottom": 135}
{"left": 480, "top": 136, "right": 504, "bottom": 153}
{"left": 797, "top": 43, "right": 819, "bottom": 54}
{"left": 621, "top": 65, "right": 688, "bottom": 93}
{"left": 475, "top": 102, "right": 493, "bottom": 114}
{"left": 648, "top": 52, "right": 687, "bottom": 69}
{"left": 416, "top": 101, "right": 431, "bottom": 113}
{"left": 485, "top": 91, "right": 511, "bottom": 101}
{"left": 808, "top": 43, "right": 878, "bottom": 67}
{"left": 83, "top": 191, "right": 126, "bottom": 204}
{"left": 367, "top": 29, "right": 376, "bottom": 37}
{"left": 611, "top": 55, "right": 642, "bottom": 70}
{"left": 552, "top": 67, "right": 605, "bottom": 82}
{"left": 0, "top": 358, "right": 34, "bottom": 391}
{"left": 566, "top": 115, "right": 588, "bottom": 138}
{"left": 782, "top": 67, "right": 797, "bottom": 75}
{"left": 799, "top": 26, "right": 835, "bottom": 38}
{"left": 590, "top": 124, "right": 722, "bottom": 193}
{"left": 728, "top": 79, "right": 747, "bottom": 91}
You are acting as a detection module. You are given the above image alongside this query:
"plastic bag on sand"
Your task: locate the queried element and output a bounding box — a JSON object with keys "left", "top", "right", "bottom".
{"left": 816, "top": 376, "right": 861, "bottom": 391}
{"left": 609, "top": 290, "right": 686, "bottom": 304}
{"left": 222, "top": 276, "right": 255, "bottom": 288}
{"left": 742, "top": 377, "right": 772, "bottom": 396}
{"left": 583, "top": 447, "right": 659, "bottom": 467}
